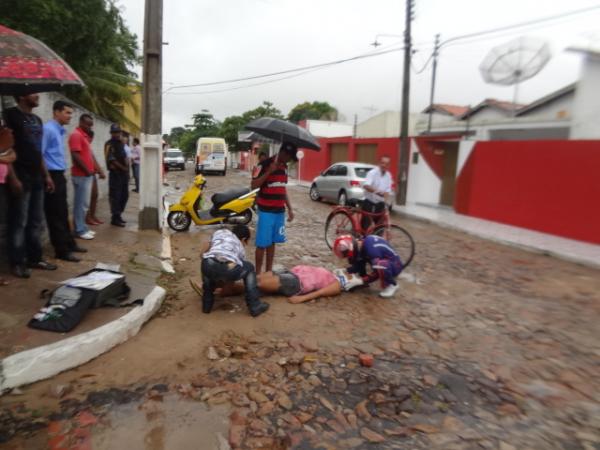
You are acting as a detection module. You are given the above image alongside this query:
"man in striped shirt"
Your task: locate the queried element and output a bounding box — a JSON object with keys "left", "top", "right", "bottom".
{"left": 251, "top": 142, "right": 296, "bottom": 273}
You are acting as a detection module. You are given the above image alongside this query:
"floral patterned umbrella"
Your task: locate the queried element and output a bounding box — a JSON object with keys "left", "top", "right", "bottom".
{"left": 0, "top": 24, "right": 84, "bottom": 95}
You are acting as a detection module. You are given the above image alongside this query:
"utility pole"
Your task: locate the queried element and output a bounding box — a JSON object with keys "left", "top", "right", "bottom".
{"left": 427, "top": 33, "right": 441, "bottom": 132}
{"left": 396, "top": 0, "right": 414, "bottom": 205}
{"left": 139, "top": 0, "right": 164, "bottom": 230}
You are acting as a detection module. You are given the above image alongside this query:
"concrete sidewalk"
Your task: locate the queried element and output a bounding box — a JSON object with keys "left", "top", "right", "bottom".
{"left": 0, "top": 191, "right": 167, "bottom": 390}
{"left": 394, "top": 204, "right": 600, "bottom": 269}
{"left": 288, "top": 179, "right": 600, "bottom": 269}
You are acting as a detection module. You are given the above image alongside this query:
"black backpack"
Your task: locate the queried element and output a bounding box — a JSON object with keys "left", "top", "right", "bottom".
{"left": 28, "top": 269, "right": 133, "bottom": 333}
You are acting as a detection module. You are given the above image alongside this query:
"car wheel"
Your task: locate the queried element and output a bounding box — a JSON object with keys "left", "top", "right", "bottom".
{"left": 309, "top": 184, "right": 320, "bottom": 201}
{"left": 337, "top": 190, "right": 348, "bottom": 206}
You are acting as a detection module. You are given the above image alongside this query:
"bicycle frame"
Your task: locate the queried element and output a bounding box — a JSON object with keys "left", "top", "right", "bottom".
{"left": 329, "top": 205, "right": 390, "bottom": 237}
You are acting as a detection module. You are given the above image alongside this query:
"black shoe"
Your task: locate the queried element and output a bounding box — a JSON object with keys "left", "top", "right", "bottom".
{"left": 57, "top": 253, "right": 81, "bottom": 262}
{"left": 111, "top": 220, "right": 126, "bottom": 227}
{"left": 248, "top": 301, "right": 270, "bottom": 317}
{"left": 202, "top": 297, "right": 215, "bottom": 314}
{"left": 12, "top": 265, "right": 31, "bottom": 279}
{"left": 71, "top": 246, "right": 88, "bottom": 253}
{"left": 118, "top": 217, "right": 127, "bottom": 224}
{"left": 28, "top": 260, "right": 58, "bottom": 270}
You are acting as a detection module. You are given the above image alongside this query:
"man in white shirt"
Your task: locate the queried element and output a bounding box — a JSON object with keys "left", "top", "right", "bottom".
{"left": 361, "top": 156, "right": 393, "bottom": 230}
{"left": 199, "top": 224, "right": 269, "bottom": 317}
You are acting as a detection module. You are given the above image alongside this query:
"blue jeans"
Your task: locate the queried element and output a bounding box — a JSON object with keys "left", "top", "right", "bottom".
{"left": 8, "top": 180, "right": 44, "bottom": 266}
{"left": 132, "top": 163, "right": 140, "bottom": 191}
{"left": 72, "top": 175, "right": 92, "bottom": 236}
{"left": 201, "top": 258, "right": 260, "bottom": 307}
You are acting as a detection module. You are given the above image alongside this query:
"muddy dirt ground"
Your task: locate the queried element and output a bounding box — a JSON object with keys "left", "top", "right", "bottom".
{"left": 1, "top": 168, "right": 598, "bottom": 450}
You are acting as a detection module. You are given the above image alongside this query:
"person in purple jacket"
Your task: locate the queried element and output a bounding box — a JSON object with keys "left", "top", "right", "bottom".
{"left": 333, "top": 234, "right": 403, "bottom": 298}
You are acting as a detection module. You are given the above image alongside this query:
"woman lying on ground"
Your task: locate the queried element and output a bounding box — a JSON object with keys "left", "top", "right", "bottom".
{"left": 190, "top": 264, "right": 363, "bottom": 304}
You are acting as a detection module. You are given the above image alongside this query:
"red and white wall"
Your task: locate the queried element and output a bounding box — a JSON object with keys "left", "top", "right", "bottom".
{"left": 409, "top": 137, "right": 600, "bottom": 244}
{"left": 454, "top": 140, "right": 600, "bottom": 244}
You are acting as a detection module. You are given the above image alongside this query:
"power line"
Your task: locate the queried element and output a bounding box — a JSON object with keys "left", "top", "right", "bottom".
{"left": 411, "top": 52, "right": 434, "bottom": 74}
{"left": 413, "top": 5, "right": 600, "bottom": 74}
{"left": 163, "top": 45, "right": 406, "bottom": 93}
{"left": 441, "top": 13, "right": 600, "bottom": 51}
{"left": 163, "top": 4, "right": 600, "bottom": 95}
{"left": 441, "top": 4, "right": 600, "bottom": 48}
{"left": 166, "top": 67, "right": 325, "bottom": 96}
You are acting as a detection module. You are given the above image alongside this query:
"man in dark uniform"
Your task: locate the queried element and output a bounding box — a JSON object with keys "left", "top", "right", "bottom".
{"left": 104, "top": 124, "right": 129, "bottom": 227}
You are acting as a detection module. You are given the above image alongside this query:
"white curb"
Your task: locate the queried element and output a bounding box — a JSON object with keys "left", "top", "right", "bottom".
{"left": 0, "top": 285, "right": 166, "bottom": 392}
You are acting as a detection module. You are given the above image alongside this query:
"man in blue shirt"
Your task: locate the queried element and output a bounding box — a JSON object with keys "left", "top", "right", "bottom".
{"left": 42, "top": 100, "right": 86, "bottom": 262}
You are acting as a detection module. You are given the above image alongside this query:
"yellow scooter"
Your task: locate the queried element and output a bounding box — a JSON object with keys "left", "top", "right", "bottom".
{"left": 167, "top": 174, "right": 258, "bottom": 231}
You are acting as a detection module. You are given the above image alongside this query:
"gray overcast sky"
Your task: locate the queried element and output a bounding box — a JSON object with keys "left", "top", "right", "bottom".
{"left": 117, "top": 0, "right": 600, "bottom": 133}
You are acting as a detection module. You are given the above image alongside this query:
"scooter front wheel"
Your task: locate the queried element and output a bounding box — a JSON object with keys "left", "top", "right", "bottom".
{"left": 167, "top": 211, "right": 192, "bottom": 231}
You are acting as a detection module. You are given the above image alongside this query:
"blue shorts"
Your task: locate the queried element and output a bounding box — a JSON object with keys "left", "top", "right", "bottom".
{"left": 256, "top": 210, "right": 286, "bottom": 248}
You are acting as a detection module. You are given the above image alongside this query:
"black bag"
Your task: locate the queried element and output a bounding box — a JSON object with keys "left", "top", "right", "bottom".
{"left": 28, "top": 269, "right": 131, "bottom": 333}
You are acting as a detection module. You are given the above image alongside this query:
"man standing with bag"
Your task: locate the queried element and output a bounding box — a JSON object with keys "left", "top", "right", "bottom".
{"left": 104, "top": 124, "right": 129, "bottom": 227}
{"left": 42, "top": 101, "right": 87, "bottom": 261}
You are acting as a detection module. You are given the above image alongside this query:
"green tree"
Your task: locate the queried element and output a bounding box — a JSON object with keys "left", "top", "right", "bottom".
{"left": 220, "top": 115, "right": 246, "bottom": 150}
{"left": 2, "top": 0, "right": 140, "bottom": 128}
{"left": 163, "top": 127, "right": 187, "bottom": 148}
{"left": 287, "top": 101, "right": 338, "bottom": 123}
{"left": 176, "top": 110, "right": 221, "bottom": 156}
{"left": 220, "top": 101, "right": 284, "bottom": 150}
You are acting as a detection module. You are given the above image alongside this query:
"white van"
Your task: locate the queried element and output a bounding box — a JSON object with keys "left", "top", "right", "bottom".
{"left": 195, "top": 137, "right": 228, "bottom": 176}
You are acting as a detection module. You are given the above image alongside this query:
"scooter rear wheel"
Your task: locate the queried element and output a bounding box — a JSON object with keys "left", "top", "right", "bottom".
{"left": 167, "top": 211, "right": 192, "bottom": 231}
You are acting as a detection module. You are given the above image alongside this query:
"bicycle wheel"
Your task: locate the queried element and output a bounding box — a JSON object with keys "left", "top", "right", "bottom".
{"left": 324, "top": 210, "right": 356, "bottom": 249}
{"left": 373, "top": 224, "right": 415, "bottom": 269}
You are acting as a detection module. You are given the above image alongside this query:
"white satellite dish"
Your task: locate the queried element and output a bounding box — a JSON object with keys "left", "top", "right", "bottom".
{"left": 479, "top": 36, "right": 552, "bottom": 113}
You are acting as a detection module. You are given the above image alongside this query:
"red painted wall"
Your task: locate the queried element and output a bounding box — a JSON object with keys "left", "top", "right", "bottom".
{"left": 298, "top": 136, "right": 404, "bottom": 184}
{"left": 414, "top": 136, "right": 460, "bottom": 179}
{"left": 455, "top": 140, "right": 600, "bottom": 244}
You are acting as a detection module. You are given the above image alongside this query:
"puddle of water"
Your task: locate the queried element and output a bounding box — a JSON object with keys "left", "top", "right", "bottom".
{"left": 91, "top": 395, "right": 229, "bottom": 450}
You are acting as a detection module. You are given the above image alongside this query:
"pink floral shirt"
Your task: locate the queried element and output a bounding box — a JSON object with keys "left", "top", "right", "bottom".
{"left": 291, "top": 265, "right": 337, "bottom": 295}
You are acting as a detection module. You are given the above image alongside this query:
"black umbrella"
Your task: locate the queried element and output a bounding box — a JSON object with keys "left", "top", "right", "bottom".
{"left": 244, "top": 117, "right": 321, "bottom": 150}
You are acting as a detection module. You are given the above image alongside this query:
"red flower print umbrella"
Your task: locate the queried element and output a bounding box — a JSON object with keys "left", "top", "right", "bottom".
{"left": 0, "top": 24, "right": 84, "bottom": 95}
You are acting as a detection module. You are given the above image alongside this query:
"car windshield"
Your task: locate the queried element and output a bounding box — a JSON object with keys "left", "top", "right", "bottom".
{"left": 167, "top": 151, "right": 182, "bottom": 158}
{"left": 354, "top": 167, "right": 374, "bottom": 178}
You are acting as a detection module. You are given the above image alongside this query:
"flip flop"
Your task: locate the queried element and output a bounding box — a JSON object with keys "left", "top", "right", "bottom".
{"left": 189, "top": 279, "right": 203, "bottom": 297}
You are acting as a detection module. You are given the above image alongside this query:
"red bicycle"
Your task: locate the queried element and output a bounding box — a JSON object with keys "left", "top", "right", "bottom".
{"left": 324, "top": 205, "right": 415, "bottom": 268}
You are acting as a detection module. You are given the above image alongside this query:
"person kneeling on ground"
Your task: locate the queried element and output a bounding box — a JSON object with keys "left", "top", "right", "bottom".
{"left": 333, "top": 234, "right": 403, "bottom": 298}
{"left": 200, "top": 224, "right": 269, "bottom": 317}
{"left": 194, "top": 265, "right": 364, "bottom": 304}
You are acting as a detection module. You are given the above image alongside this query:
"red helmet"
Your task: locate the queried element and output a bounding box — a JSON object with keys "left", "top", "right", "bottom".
{"left": 333, "top": 234, "right": 355, "bottom": 259}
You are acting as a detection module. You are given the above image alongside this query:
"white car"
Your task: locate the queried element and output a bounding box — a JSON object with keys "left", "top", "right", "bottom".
{"left": 164, "top": 148, "right": 185, "bottom": 170}
{"left": 309, "top": 162, "right": 377, "bottom": 206}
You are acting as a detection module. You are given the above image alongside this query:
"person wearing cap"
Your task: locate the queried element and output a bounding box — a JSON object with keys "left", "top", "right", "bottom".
{"left": 250, "top": 142, "right": 296, "bottom": 273}
{"left": 332, "top": 234, "right": 403, "bottom": 298}
{"left": 104, "top": 124, "right": 129, "bottom": 227}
